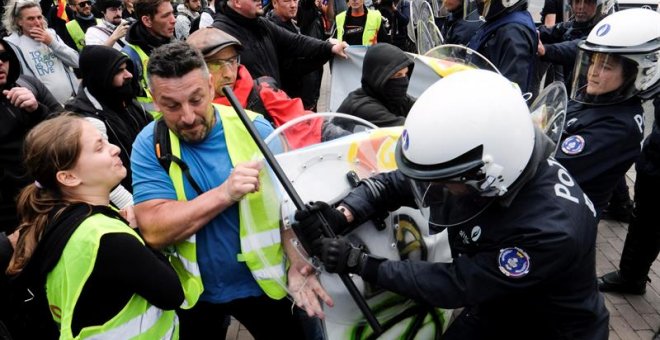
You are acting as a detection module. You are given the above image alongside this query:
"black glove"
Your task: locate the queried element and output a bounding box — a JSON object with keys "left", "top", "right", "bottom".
{"left": 292, "top": 201, "right": 349, "bottom": 257}
{"left": 320, "top": 237, "right": 366, "bottom": 274}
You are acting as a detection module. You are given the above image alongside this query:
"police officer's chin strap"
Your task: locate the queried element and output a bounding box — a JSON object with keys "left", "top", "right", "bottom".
{"left": 498, "top": 126, "right": 556, "bottom": 208}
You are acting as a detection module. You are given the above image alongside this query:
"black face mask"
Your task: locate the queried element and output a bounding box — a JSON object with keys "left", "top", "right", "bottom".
{"left": 383, "top": 77, "right": 410, "bottom": 99}
{"left": 115, "top": 80, "right": 136, "bottom": 98}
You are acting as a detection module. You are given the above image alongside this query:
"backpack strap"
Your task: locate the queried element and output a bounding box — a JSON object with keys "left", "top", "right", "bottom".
{"left": 153, "top": 120, "right": 204, "bottom": 196}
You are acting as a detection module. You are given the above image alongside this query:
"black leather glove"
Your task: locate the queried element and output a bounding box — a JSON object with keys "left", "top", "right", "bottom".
{"left": 320, "top": 237, "right": 367, "bottom": 274}
{"left": 293, "top": 201, "right": 350, "bottom": 257}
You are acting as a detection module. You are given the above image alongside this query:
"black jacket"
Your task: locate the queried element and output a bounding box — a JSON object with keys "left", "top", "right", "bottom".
{"left": 65, "top": 45, "right": 152, "bottom": 192}
{"left": 124, "top": 21, "right": 172, "bottom": 56}
{"left": 296, "top": 0, "right": 326, "bottom": 40}
{"left": 0, "top": 40, "right": 62, "bottom": 234}
{"left": 637, "top": 98, "right": 660, "bottom": 177}
{"left": 378, "top": 0, "right": 414, "bottom": 52}
{"left": 337, "top": 43, "right": 415, "bottom": 127}
{"left": 266, "top": 10, "right": 323, "bottom": 109}
{"left": 344, "top": 161, "right": 609, "bottom": 339}
{"left": 467, "top": 9, "right": 537, "bottom": 95}
{"left": 212, "top": 5, "right": 334, "bottom": 84}
{"left": 435, "top": 8, "right": 482, "bottom": 46}
{"left": 556, "top": 99, "right": 644, "bottom": 214}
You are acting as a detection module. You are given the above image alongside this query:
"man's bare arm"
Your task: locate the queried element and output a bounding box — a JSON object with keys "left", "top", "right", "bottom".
{"left": 134, "top": 161, "right": 263, "bottom": 248}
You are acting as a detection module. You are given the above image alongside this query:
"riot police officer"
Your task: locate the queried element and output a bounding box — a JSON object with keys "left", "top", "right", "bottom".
{"left": 555, "top": 8, "right": 659, "bottom": 216}
{"left": 466, "top": 0, "right": 537, "bottom": 96}
{"left": 294, "top": 69, "right": 609, "bottom": 339}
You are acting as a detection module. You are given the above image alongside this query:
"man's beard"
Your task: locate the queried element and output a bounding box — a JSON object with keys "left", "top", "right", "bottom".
{"left": 115, "top": 80, "right": 135, "bottom": 98}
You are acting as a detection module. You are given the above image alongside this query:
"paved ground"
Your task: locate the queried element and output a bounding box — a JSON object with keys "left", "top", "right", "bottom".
{"left": 598, "top": 166, "right": 660, "bottom": 340}
{"left": 226, "top": 66, "right": 660, "bottom": 340}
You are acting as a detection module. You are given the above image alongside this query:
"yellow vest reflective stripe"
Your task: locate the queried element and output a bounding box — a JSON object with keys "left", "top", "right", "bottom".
{"left": 336, "top": 9, "right": 382, "bottom": 45}
{"left": 166, "top": 104, "right": 287, "bottom": 308}
{"left": 66, "top": 19, "right": 102, "bottom": 51}
{"left": 124, "top": 43, "right": 161, "bottom": 119}
{"left": 46, "top": 213, "right": 179, "bottom": 339}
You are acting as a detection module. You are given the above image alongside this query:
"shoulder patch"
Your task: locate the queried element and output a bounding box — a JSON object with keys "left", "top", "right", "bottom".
{"left": 498, "top": 247, "right": 530, "bottom": 278}
{"left": 561, "top": 135, "right": 585, "bottom": 155}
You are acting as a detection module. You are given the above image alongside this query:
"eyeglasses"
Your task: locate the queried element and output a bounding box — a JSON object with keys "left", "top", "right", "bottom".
{"left": 0, "top": 51, "right": 11, "bottom": 62}
{"left": 78, "top": 1, "right": 92, "bottom": 7}
{"left": 206, "top": 55, "right": 240, "bottom": 70}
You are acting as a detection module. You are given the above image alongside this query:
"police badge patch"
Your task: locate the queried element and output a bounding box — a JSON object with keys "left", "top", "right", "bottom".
{"left": 498, "top": 247, "right": 530, "bottom": 278}
{"left": 561, "top": 135, "right": 585, "bottom": 155}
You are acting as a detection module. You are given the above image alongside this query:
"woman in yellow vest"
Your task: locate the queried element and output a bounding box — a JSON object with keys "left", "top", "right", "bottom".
{"left": 6, "top": 115, "right": 182, "bottom": 339}
{"left": 334, "top": 0, "right": 391, "bottom": 45}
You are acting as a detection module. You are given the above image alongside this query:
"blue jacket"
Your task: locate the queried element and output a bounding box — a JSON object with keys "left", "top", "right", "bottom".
{"left": 556, "top": 99, "right": 644, "bottom": 213}
{"left": 467, "top": 10, "right": 537, "bottom": 94}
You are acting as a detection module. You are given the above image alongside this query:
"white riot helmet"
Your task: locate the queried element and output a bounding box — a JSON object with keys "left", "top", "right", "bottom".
{"left": 571, "top": 8, "right": 660, "bottom": 104}
{"left": 395, "top": 69, "right": 535, "bottom": 227}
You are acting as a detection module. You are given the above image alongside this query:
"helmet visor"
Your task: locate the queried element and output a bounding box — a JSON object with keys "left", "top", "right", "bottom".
{"left": 409, "top": 173, "right": 495, "bottom": 227}
{"left": 570, "top": 51, "right": 639, "bottom": 105}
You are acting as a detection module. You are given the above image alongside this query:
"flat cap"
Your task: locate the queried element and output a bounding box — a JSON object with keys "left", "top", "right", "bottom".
{"left": 187, "top": 27, "right": 243, "bottom": 58}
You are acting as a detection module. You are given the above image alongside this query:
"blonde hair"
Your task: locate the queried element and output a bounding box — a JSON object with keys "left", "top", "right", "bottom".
{"left": 2, "top": 0, "right": 48, "bottom": 34}
{"left": 6, "top": 115, "right": 85, "bottom": 275}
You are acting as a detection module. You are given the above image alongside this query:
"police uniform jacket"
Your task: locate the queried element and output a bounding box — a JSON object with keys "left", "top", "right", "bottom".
{"left": 467, "top": 9, "right": 537, "bottom": 95}
{"left": 436, "top": 9, "right": 482, "bottom": 46}
{"left": 341, "top": 159, "right": 609, "bottom": 339}
{"left": 556, "top": 99, "right": 644, "bottom": 213}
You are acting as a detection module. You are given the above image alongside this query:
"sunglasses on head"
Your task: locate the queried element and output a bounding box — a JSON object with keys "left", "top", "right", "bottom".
{"left": 0, "top": 51, "right": 11, "bottom": 62}
{"left": 78, "top": 1, "right": 92, "bottom": 7}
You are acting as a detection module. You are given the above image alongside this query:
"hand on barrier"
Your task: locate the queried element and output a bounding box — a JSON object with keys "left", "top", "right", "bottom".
{"left": 320, "top": 237, "right": 366, "bottom": 275}
{"left": 293, "top": 201, "right": 349, "bottom": 257}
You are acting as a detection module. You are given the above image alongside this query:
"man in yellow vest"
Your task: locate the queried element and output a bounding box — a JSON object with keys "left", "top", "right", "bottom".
{"left": 335, "top": 0, "right": 390, "bottom": 45}
{"left": 131, "top": 41, "right": 332, "bottom": 340}
{"left": 64, "top": 0, "right": 102, "bottom": 50}
{"left": 121, "top": 0, "right": 176, "bottom": 118}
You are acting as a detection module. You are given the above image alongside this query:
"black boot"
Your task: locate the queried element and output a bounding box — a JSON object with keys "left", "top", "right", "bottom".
{"left": 601, "top": 200, "right": 633, "bottom": 223}
{"left": 598, "top": 271, "right": 648, "bottom": 295}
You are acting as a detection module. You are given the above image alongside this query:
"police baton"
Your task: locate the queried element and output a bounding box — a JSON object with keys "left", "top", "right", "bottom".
{"left": 222, "top": 86, "right": 383, "bottom": 335}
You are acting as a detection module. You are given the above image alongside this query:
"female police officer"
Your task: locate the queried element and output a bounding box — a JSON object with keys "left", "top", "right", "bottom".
{"left": 555, "top": 8, "right": 660, "bottom": 217}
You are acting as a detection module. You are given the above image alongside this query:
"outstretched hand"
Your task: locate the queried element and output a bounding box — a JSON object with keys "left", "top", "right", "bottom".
{"left": 288, "top": 263, "right": 334, "bottom": 319}
{"left": 329, "top": 39, "right": 349, "bottom": 59}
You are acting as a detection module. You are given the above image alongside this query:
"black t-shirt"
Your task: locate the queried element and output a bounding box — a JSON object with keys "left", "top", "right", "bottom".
{"left": 541, "top": 0, "right": 564, "bottom": 24}
{"left": 343, "top": 13, "right": 367, "bottom": 45}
